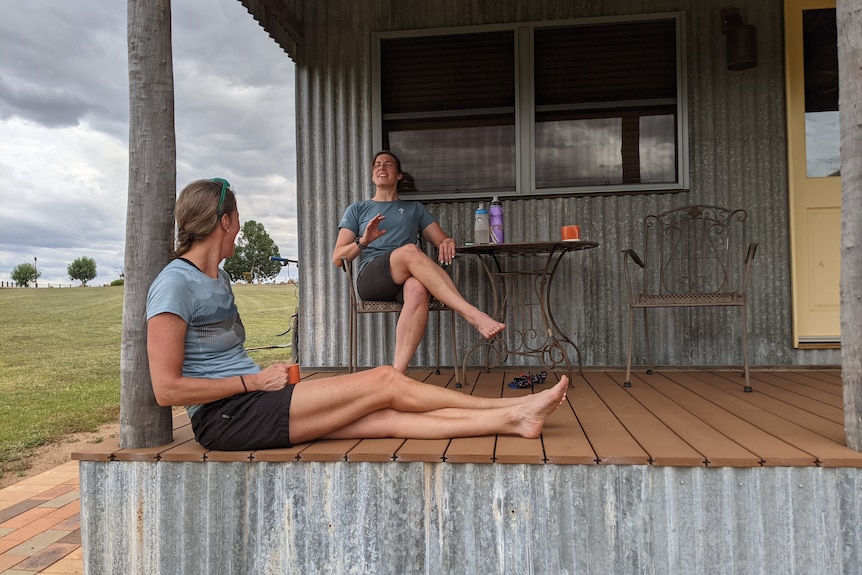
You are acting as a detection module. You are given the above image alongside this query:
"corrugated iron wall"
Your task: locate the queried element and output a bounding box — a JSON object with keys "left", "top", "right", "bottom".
{"left": 294, "top": 0, "right": 841, "bottom": 370}
{"left": 80, "top": 461, "right": 862, "bottom": 573}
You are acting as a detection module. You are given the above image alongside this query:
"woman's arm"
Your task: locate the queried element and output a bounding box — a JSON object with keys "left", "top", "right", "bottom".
{"left": 331, "top": 213, "right": 387, "bottom": 267}
{"left": 423, "top": 222, "right": 457, "bottom": 264}
{"left": 147, "top": 313, "right": 291, "bottom": 406}
{"left": 332, "top": 227, "right": 363, "bottom": 268}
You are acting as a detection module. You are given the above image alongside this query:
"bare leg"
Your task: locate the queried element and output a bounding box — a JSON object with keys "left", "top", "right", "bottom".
{"left": 288, "top": 365, "right": 568, "bottom": 444}
{"left": 388, "top": 244, "right": 504, "bottom": 338}
{"left": 393, "top": 277, "right": 430, "bottom": 372}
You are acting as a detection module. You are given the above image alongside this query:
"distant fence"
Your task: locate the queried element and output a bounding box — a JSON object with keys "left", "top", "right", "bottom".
{"left": 1, "top": 282, "right": 76, "bottom": 288}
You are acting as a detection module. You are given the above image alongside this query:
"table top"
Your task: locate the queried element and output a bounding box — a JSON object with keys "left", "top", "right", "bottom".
{"left": 456, "top": 240, "right": 599, "bottom": 256}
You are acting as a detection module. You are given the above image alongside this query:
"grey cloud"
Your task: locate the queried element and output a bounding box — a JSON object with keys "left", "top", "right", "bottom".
{"left": 1, "top": 0, "right": 298, "bottom": 284}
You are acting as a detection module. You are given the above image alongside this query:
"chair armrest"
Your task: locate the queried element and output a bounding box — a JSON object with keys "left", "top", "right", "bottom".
{"left": 745, "top": 243, "right": 758, "bottom": 264}
{"left": 742, "top": 243, "right": 759, "bottom": 292}
{"left": 622, "top": 249, "right": 644, "bottom": 268}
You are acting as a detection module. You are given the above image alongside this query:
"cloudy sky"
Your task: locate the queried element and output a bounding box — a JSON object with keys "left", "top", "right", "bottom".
{"left": 0, "top": 0, "right": 297, "bottom": 285}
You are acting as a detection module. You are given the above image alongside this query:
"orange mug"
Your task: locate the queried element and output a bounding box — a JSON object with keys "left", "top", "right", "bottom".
{"left": 561, "top": 225, "right": 581, "bottom": 241}
{"left": 288, "top": 363, "right": 301, "bottom": 384}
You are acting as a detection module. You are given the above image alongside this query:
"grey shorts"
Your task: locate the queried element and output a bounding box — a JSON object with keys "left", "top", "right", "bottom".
{"left": 190, "top": 385, "right": 294, "bottom": 450}
{"left": 357, "top": 253, "right": 404, "bottom": 303}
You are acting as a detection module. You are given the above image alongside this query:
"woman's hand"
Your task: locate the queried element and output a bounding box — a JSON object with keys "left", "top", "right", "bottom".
{"left": 361, "top": 213, "right": 387, "bottom": 245}
{"left": 250, "top": 363, "right": 293, "bottom": 391}
{"left": 437, "top": 237, "right": 456, "bottom": 265}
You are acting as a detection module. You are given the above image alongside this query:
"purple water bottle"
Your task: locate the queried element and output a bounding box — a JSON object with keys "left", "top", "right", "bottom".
{"left": 490, "top": 196, "right": 504, "bottom": 243}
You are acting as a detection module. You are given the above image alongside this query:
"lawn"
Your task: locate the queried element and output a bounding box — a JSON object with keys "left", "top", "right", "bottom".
{"left": 0, "top": 283, "right": 298, "bottom": 479}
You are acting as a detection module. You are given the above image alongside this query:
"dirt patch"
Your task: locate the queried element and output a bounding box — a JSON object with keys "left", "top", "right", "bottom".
{"left": 0, "top": 420, "right": 121, "bottom": 490}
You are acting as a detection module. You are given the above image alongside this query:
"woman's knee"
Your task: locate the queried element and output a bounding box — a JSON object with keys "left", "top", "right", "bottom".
{"left": 367, "top": 366, "right": 406, "bottom": 398}
{"left": 392, "top": 243, "right": 427, "bottom": 265}
{"left": 402, "top": 277, "right": 430, "bottom": 304}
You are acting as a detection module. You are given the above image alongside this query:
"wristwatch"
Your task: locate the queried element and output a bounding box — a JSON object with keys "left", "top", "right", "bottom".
{"left": 354, "top": 237, "right": 367, "bottom": 250}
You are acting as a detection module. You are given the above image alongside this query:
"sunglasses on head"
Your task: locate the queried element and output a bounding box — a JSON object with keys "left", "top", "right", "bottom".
{"left": 209, "top": 178, "right": 232, "bottom": 218}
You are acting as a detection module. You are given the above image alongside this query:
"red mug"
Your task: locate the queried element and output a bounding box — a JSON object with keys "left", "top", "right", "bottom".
{"left": 288, "top": 363, "right": 301, "bottom": 384}
{"left": 561, "top": 225, "right": 581, "bottom": 241}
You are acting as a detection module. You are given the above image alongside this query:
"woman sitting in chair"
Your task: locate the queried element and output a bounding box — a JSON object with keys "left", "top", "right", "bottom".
{"left": 147, "top": 177, "right": 565, "bottom": 451}
{"left": 332, "top": 150, "right": 505, "bottom": 373}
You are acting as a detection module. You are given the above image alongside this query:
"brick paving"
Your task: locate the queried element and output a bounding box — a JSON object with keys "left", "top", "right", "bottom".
{"left": 0, "top": 461, "right": 81, "bottom": 574}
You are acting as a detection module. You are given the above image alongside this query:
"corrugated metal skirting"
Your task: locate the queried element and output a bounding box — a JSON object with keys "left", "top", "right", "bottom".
{"left": 79, "top": 460, "right": 862, "bottom": 574}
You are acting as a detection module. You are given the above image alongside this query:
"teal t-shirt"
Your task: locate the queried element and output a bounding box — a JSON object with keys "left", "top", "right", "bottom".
{"left": 146, "top": 258, "right": 260, "bottom": 417}
{"left": 338, "top": 199, "right": 437, "bottom": 273}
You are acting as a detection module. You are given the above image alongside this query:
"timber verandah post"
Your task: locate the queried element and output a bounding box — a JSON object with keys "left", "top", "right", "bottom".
{"left": 838, "top": 0, "right": 862, "bottom": 450}
{"left": 121, "top": 0, "right": 176, "bottom": 448}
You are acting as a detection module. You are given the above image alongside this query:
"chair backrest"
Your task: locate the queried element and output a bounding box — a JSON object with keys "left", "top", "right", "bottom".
{"left": 641, "top": 205, "right": 748, "bottom": 296}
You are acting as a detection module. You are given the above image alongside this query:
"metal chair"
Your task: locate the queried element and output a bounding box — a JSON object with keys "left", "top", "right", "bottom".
{"left": 621, "top": 205, "right": 758, "bottom": 391}
{"left": 341, "top": 257, "right": 459, "bottom": 376}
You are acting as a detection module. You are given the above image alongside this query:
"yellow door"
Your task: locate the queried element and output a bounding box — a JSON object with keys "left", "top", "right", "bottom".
{"left": 785, "top": 0, "right": 841, "bottom": 346}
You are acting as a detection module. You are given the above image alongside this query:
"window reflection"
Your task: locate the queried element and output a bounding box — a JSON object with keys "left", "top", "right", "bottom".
{"left": 803, "top": 8, "right": 839, "bottom": 178}
{"left": 639, "top": 115, "right": 676, "bottom": 183}
{"left": 536, "top": 118, "right": 621, "bottom": 187}
{"left": 388, "top": 123, "right": 516, "bottom": 193}
{"left": 535, "top": 113, "right": 676, "bottom": 188}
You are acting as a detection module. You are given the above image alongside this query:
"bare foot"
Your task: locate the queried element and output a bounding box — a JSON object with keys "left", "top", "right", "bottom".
{"left": 514, "top": 376, "right": 568, "bottom": 438}
{"left": 468, "top": 310, "right": 505, "bottom": 339}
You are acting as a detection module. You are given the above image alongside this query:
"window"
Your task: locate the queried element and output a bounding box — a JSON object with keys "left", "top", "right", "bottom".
{"left": 375, "top": 14, "right": 687, "bottom": 199}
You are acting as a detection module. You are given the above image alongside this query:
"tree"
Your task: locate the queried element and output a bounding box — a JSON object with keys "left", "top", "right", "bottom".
{"left": 67, "top": 256, "right": 97, "bottom": 286}
{"left": 839, "top": 0, "right": 862, "bottom": 450}
{"left": 11, "top": 263, "right": 40, "bottom": 287}
{"left": 120, "top": 0, "right": 176, "bottom": 448}
{"left": 223, "top": 220, "right": 281, "bottom": 283}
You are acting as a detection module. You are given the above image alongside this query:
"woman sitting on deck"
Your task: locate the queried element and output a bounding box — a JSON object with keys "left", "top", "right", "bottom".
{"left": 146, "top": 178, "right": 568, "bottom": 451}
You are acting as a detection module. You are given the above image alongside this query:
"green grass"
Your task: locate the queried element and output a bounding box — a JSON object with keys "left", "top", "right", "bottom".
{"left": 0, "top": 283, "right": 299, "bottom": 478}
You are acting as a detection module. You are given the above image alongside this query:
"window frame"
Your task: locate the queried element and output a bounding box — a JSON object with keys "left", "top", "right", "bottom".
{"left": 372, "top": 12, "right": 689, "bottom": 201}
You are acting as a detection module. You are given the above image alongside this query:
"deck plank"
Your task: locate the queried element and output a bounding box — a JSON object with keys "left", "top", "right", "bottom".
{"left": 297, "top": 439, "right": 361, "bottom": 462}
{"left": 251, "top": 444, "right": 308, "bottom": 462}
{"left": 750, "top": 371, "right": 843, "bottom": 407}
{"left": 654, "top": 372, "right": 815, "bottom": 466}
{"left": 347, "top": 438, "right": 405, "bottom": 462}
{"left": 158, "top": 439, "right": 209, "bottom": 462}
{"left": 682, "top": 372, "right": 862, "bottom": 467}
{"left": 70, "top": 436, "right": 120, "bottom": 462}
{"left": 776, "top": 371, "right": 843, "bottom": 397}
{"left": 608, "top": 372, "right": 759, "bottom": 467}
{"left": 569, "top": 375, "right": 650, "bottom": 465}
{"left": 113, "top": 423, "right": 196, "bottom": 462}
{"left": 540, "top": 372, "right": 597, "bottom": 464}
{"left": 799, "top": 370, "right": 843, "bottom": 386}
{"left": 395, "top": 440, "right": 449, "bottom": 462}
{"left": 707, "top": 372, "right": 846, "bottom": 442}
{"left": 741, "top": 372, "right": 844, "bottom": 425}
{"left": 585, "top": 372, "right": 705, "bottom": 466}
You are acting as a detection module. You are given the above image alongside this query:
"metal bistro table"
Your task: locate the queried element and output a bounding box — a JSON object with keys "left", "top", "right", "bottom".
{"left": 456, "top": 240, "right": 599, "bottom": 385}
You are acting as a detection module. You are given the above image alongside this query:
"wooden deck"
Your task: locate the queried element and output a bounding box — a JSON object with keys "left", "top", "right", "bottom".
{"left": 72, "top": 368, "right": 862, "bottom": 468}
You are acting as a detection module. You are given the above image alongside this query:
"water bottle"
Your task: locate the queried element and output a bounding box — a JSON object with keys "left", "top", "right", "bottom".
{"left": 489, "top": 196, "right": 504, "bottom": 243}
{"left": 474, "top": 202, "right": 490, "bottom": 244}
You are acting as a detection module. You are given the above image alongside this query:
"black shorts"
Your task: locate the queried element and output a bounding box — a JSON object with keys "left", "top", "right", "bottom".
{"left": 357, "top": 253, "right": 403, "bottom": 303}
{"left": 190, "top": 385, "right": 294, "bottom": 450}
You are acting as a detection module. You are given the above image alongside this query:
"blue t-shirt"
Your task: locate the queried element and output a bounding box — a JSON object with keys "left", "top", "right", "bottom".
{"left": 146, "top": 258, "right": 260, "bottom": 417}
{"left": 338, "top": 199, "right": 437, "bottom": 273}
